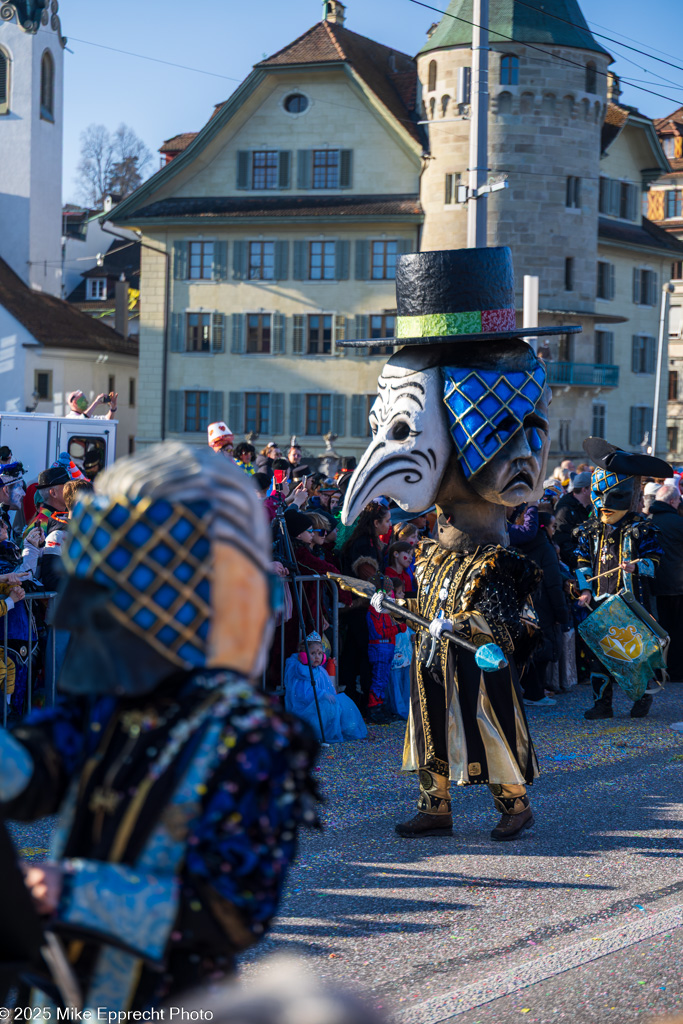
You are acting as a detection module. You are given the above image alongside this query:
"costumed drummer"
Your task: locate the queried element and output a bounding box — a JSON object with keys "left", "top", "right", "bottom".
{"left": 341, "top": 247, "right": 579, "bottom": 842}
{"left": 576, "top": 437, "right": 670, "bottom": 720}
{"left": 0, "top": 442, "right": 318, "bottom": 1009}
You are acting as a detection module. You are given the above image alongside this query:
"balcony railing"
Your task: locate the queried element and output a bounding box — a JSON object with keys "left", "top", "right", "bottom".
{"left": 545, "top": 362, "right": 620, "bottom": 387}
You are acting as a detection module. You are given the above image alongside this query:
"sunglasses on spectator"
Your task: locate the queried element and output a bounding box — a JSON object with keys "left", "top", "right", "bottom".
{"left": 311, "top": 528, "right": 328, "bottom": 535}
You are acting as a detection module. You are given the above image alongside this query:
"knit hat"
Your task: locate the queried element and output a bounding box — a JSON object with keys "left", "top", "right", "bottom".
{"left": 37, "top": 465, "right": 71, "bottom": 488}
{"left": 569, "top": 471, "right": 592, "bottom": 491}
{"left": 284, "top": 508, "right": 313, "bottom": 538}
{"left": 643, "top": 482, "right": 659, "bottom": 496}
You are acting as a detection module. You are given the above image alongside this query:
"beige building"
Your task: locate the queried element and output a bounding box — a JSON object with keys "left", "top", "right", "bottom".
{"left": 110, "top": 2, "right": 423, "bottom": 458}
{"left": 111, "top": 0, "right": 678, "bottom": 461}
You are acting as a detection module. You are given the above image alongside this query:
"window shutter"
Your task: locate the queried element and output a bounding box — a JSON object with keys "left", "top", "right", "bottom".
{"left": 633, "top": 268, "right": 642, "bottom": 304}
{"left": 292, "top": 314, "right": 305, "bottom": 355}
{"left": 647, "top": 337, "right": 656, "bottom": 374}
{"left": 233, "top": 240, "right": 247, "bottom": 280}
{"left": 231, "top": 313, "right": 245, "bottom": 353}
{"left": 213, "top": 241, "right": 228, "bottom": 281}
{"left": 170, "top": 313, "right": 184, "bottom": 352}
{"left": 332, "top": 314, "right": 347, "bottom": 357}
{"left": 339, "top": 150, "right": 353, "bottom": 188}
{"left": 355, "top": 239, "right": 370, "bottom": 280}
{"left": 274, "top": 240, "right": 289, "bottom": 280}
{"left": 397, "top": 238, "right": 413, "bottom": 256}
{"left": 168, "top": 390, "right": 183, "bottom": 432}
{"left": 609, "top": 179, "right": 620, "bottom": 216}
{"left": 209, "top": 391, "right": 224, "bottom": 422}
{"left": 632, "top": 336, "right": 640, "bottom": 374}
{"left": 604, "top": 331, "right": 614, "bottom": 364}
{"left": 445, "top": 173, "right": 453, "bottom": 204}
{"left": 272, "top": 312, "right": 285, "bottom": 354}
{"left": 290, "top": 393, "right": 304, "bottom": 435}
{"left": 297, "top": 150, "right": 312, "bottom": 189}
{"left": 293, "top": 240, "right": 307, "bottom": 281}
{"left": 629, "top": 407, "right": 639, "bottom": 446}
{"left": 332, "top": 394, "right": 346, "bottom": 436}
{"left": 173, "top": 241, "right": 188, "bottom": 280}
{"left": 278, "top": 151, "right": 291, "bottom": 189}
{"left": 609, "top": 263, "right": 616, "bottom": 300}
{"left": 351, "top": 394, "right": 367, "bottom": 437}
{"left": 649, "top": 272, "right": 659, "bottom": 306}
{"left": 237, "top": 151, "right": 250, "bottom": 189}
{"left": 335, "top": 239, "right": 350, "bottom": 280}
{"left": 271, "top": 392, "right": 285, "bottom": 434}
{"left": 353, "top": 314, "right": 369, "bottom": 358}
{"left": 627, "top": 184, "right": 638, "bottom": 221}
{"left": 212, "top": 313, "right": 225, "bottom": 352}
{"left": 229, "top": 392, "right": 244, "bottom": 434}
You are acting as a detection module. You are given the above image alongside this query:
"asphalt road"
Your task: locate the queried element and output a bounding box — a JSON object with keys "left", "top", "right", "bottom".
{"left": 241, "top": 683, "right": 683, "bottom": 1024}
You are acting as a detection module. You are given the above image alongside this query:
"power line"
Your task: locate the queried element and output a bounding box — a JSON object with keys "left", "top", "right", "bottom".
{"left": 408, "top": 0, "right": 683, "bottom": 109}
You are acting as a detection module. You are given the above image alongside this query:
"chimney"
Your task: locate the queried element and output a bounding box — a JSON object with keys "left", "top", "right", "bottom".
{"left": 324, "top": 0, "right": 345, "bottom": 26}
{"left": 607, "top": 71, "right": 622, "bottom": 104}
{"left": 115, "top": 273, "right": 129, "bottom": 339}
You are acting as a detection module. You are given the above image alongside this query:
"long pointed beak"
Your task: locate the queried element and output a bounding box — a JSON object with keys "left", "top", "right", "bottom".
{"left": 341, "top": 443, "right": 440, "bottom": 525}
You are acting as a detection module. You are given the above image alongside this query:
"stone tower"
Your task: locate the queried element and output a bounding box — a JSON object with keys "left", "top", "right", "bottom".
{"left": 0, "top": 1, "right": 66, "bottom": 296}
{"left": 417, "top": 0, "right": 611, "bottom": 318}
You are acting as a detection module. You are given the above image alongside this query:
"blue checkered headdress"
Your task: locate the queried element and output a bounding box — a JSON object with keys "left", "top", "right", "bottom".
{"left": 590, "top": 468, "right": 631, "bottom": 513}
{"left": 442, "top": 364, "right": 546, "bottom": 478}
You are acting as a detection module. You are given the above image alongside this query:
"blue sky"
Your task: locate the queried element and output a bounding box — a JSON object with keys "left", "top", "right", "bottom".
{"left": 59, "top": 0, "right": 683, "bottom": 202}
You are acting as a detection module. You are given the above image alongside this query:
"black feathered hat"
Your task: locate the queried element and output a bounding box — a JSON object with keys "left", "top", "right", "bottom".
{"left": 339, "top": 246, "right": 581, "bottom": 348}
{"left": 583, "top": 437, "right": 673, "bottom": 479}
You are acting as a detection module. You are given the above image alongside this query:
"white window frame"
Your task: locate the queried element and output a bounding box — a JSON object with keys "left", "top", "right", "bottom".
{"left": 87, "top": 278, "right": 107, "bottom": 300}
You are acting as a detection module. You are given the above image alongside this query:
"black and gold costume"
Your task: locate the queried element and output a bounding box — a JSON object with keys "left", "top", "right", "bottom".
{"left": 403, "top": 541, "right": 541, "bottom": 816}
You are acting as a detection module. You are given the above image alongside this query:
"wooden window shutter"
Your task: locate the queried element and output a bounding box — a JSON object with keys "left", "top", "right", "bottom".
{"left": 278, "top": 151, "right": 291, "bottom": 189}
{"left": 629, "top": 406, "right": 639, "bottom": 446}
{"left": 335, "top": 239, "right": 350, "bottom": 280}
{"left": 353, "top": 314, "right": 369, "bottom": 358}
{"left": 297, "top": 150, "right": 312, "bottom": 189}
{"left": 339, "top": 150, "right": 353, "bottom": 188}
{"left": 274, "top": 241, "right": 289, "bottom": 280}
{"left": 609, "top": 263, "right": 615, "bottom": 300}
{"left": 213, "top": 241, "right": 228, "bottom": 281}
{"left": 627, "top": 184, "right": 638, "bottom": 221}
{"left": 397, "top": 238, "right": 413, "bottom": 256}
{"left": 272, "top": 313, "right": 285, "bottom": 354}
{"left": 231, "top": 313, "right": 245, "bottom": 353}
{"left": 290, "top": 393, "right": 304, "bottom": 435}
{"left": 237, "top": 151, "right": 251, "bottom": 189}
{"left": 633, "top": 268, "right": 642, "bottom": 304}
{"left": 173, "top": 241, "right": 188, "bottom": 280}
{"left": 170, "top": 313, "right": 184, "bottom": 352}
{"left": 292, "top": 314, "right": 305, "bottom": 355}
{"left": 631, "top": 336, "right": 640, "bottom": 374}
{"left": 355, "top": 239, "right": 370, "bottom": 280}
{"left": 211, "top": 313, "right": 225, "bottom": 353}
{"left": 293, "top": 240, "right": 307, "bottom": 281}
{"left": 332, "top": 394, "right": 346, "bottom": 436}
{"left": 649, "top": 272, "right": 659, "bottom": 306}
{"left": 445, "top": 173, "right": 453, "bottom": 204}
{"left": 351, "top": 395, "right": 367, "bottom": 437}
{"left": 229, "top": 392, "right": 245, "bottom": 433}
{"left": 271, "top": 393, "right": 285, "bottom": 434}
{"left": 609, "top": 179, "right": 620, "bottom": 216}
{"left": 646, "top": 337, "right": 656, "bottom": 374}
{"left": 168, "top": 391, "right": 183, "bottom": 432}
{"left": 648, "top": 190, "right": 664, "bottom": 221}
{"left": 209, "top": 391, "right": 224, "bottom": 422}
{"left": 232, "top": 240, "right": 247, "bottom": 280}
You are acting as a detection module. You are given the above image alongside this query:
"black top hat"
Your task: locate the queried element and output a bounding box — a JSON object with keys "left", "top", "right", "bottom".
{"left": 339, "top": 247, "right": 581, "bottom": 348}
{"left": 37, "top": 465, "right": 71, "bottom": 488}
{"left": 583, "top": 437, "right": 673, "bottom": 479}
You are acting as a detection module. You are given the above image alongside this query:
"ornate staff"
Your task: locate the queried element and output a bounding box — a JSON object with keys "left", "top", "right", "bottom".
{"left": 327, "top": 572, "right": 506, "bottom": 672}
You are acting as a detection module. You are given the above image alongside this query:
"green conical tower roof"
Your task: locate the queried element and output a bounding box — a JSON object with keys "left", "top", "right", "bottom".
{"left": 419, "top": 0, "right": 610, "bottom": 57}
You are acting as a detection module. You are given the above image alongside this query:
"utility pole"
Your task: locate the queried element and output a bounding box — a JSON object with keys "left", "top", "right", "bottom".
{"left": 467, "top": 0, "right": 489, "bottom": 248}
{"left": 652, "top": 282, "right": 674, "bottom": 454}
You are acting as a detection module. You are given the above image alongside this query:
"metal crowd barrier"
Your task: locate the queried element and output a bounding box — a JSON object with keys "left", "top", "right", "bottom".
{"left": 265, "top": 573, "right": 340, "bottom": 693}
{"left": 2, "top": 591, "right": 59, "bottom": 728}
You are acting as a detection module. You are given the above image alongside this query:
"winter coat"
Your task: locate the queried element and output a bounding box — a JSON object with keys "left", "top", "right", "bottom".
{"left": 649, "top": 500, "right": 683, "bottom": 595}
{"left": 554, "top": 492, "right": 591, "bottom": 570}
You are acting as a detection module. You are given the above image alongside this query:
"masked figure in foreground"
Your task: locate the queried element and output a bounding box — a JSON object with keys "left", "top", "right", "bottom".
{"left": 576, "top": 437, "right": 670, "bottom": 720}
{"left": 342, "top": 248, "right": 580, "bottom": 841}
{"left": 0, "top": 443, "right": 318, "bottom": 1008}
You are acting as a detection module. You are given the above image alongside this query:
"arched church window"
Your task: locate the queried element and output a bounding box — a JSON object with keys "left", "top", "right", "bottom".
{"left": 0, "top": 48, "right": 9, "bottom": 115}
{"left": 500, "top": 54, "right": 519, "bottom": 86}
{"left": 40, "top": 49, "right": 54, "bottom": 121}
{"left": 428, "top": 60, "right": 437, "bottom": 92}
{"left": 585, "top": 61, "right": 597, "bottom": 94}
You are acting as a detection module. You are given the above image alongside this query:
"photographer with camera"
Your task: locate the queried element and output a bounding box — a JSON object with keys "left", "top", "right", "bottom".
{"left": 66, "top": 389, "right": 118, "bottom": 420}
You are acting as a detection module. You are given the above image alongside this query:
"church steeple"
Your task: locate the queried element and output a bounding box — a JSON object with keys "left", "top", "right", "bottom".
{"left": 419, "top": 0, "right": 610, "bottom": 57}
{"left": 0, "top": 1, "right": 66, "bottom": 45}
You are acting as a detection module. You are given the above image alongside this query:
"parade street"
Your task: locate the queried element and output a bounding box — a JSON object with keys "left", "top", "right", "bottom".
{"left": 241, "top": 685, "right": 683, "bottom": 1023}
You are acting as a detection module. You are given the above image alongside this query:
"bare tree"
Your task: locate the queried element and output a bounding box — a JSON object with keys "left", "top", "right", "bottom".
{"left": 76, "top": 123, "right": 153, "bottom": 208}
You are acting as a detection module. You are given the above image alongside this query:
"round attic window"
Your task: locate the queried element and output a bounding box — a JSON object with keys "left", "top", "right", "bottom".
{"left": 284, "top": 93, "right": 309, "bottom": 114}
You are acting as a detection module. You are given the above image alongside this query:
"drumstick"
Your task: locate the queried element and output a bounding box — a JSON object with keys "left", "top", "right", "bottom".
{"left": 584, "top": 558, "right": 644, "bottom": 583}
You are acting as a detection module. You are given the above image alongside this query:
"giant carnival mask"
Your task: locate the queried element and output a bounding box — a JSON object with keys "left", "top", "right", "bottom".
{"left": 342, "top": 247, "right": 580, "bottom": 525}
{"left": 583, "top": 436, "right": 672, "bottom": 525}
{"left": 56, "top": 441, "right": 278, "bottom": 696}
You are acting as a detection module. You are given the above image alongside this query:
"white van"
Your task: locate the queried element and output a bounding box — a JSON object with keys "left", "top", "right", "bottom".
{"left": 0, "top": 412, "right": 118, "bottom": 484}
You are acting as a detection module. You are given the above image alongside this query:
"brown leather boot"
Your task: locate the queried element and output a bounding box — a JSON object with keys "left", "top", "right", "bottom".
{"left": 490, "top": 794, "right": 534, "bottom": 841}
{"left": 395, "top": 811, "right": 453, "bottom": 838}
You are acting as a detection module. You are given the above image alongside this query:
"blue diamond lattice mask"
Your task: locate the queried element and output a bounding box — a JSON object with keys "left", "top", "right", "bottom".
{"left": 443, "top": 364, "right": 547, "bottom": 479}
{"left": 590, "top": 468, "right": 635, "bottom": 514}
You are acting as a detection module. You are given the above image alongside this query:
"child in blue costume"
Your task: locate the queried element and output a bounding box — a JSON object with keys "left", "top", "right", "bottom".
{"left": 284, "top": 632, "right": 367, "bottom": 743}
